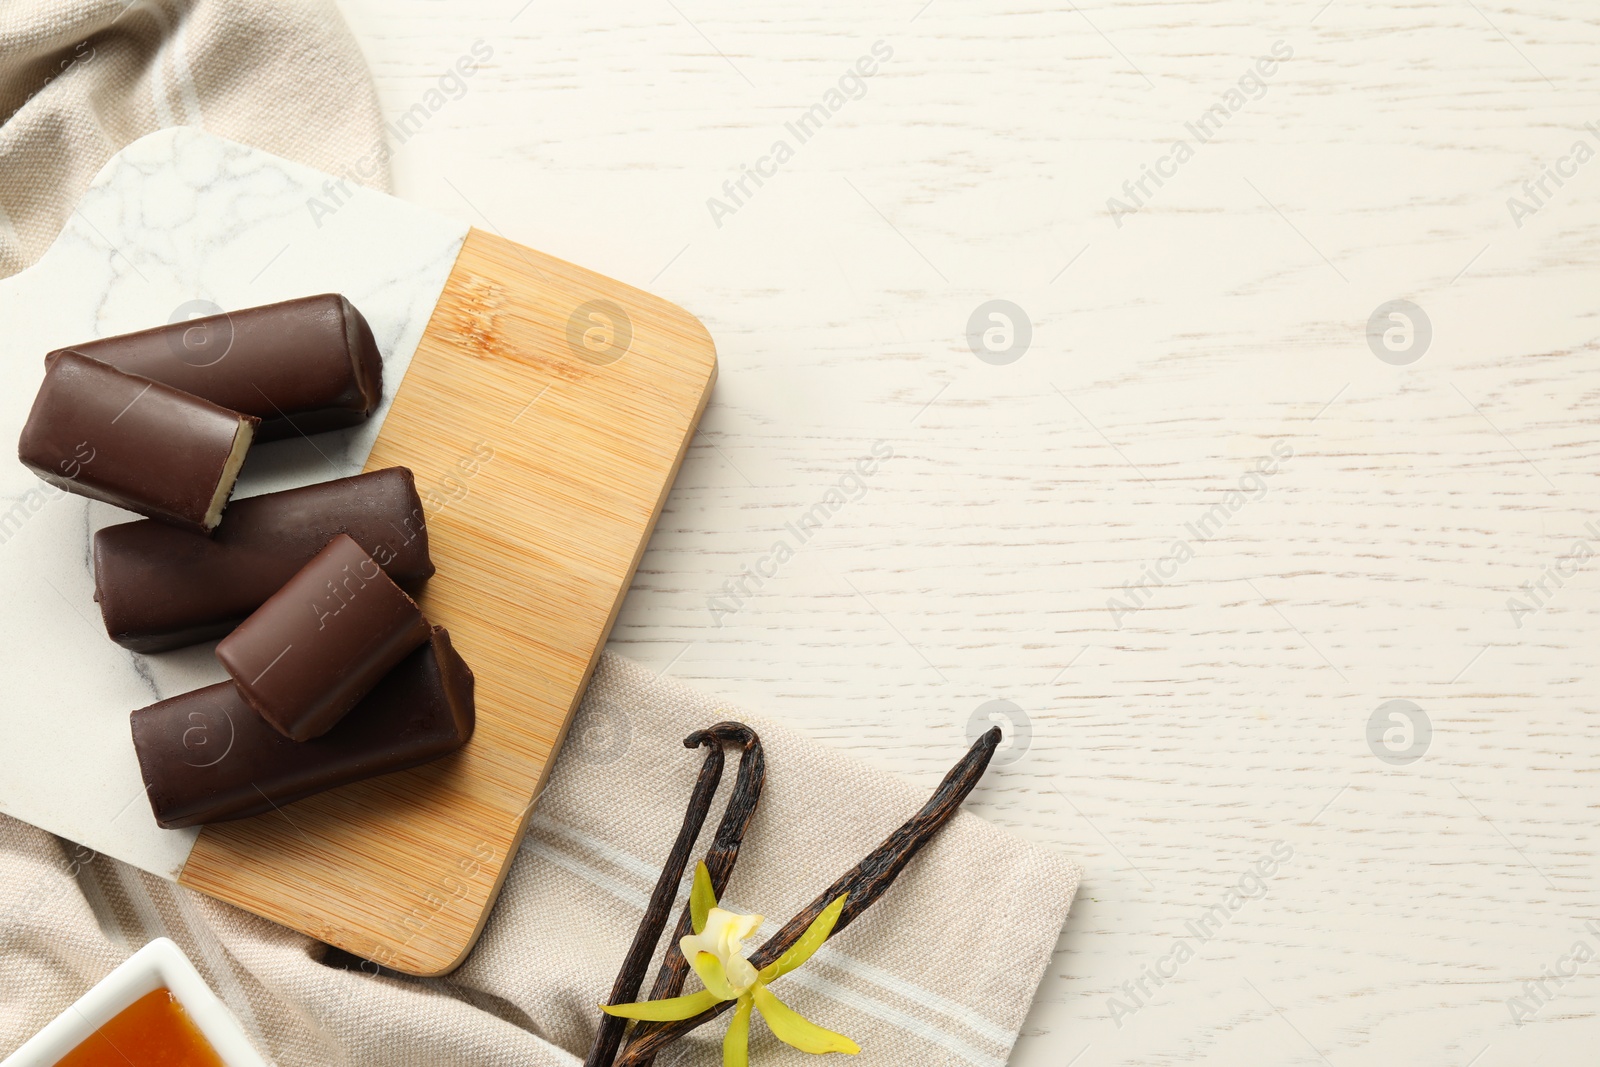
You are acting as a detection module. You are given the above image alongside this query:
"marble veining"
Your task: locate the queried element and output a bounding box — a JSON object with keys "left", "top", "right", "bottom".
{"left": 0, "top": 128, "right": 468, "bottom": 879}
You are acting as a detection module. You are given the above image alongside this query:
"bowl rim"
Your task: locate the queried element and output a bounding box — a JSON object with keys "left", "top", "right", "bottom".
{"left": 0, "top": 936, "right": 271, "bottom": 1066}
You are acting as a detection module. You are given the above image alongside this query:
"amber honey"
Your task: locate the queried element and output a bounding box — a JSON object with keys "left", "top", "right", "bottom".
{"left": 54, "top": 988, "right": 224, "bottom": 1067}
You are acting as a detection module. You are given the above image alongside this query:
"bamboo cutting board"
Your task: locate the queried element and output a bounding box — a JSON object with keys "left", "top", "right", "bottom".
{"left": 0, "top": 130, "right": 714, "bottom": 975}
{"left": 181, "top": 228, "right": 716, "bottom": 974}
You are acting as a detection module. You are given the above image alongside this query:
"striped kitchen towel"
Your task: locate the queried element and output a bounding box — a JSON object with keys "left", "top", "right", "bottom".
{"left": 488, "top": 653, "right": 1082, "bottom": 1066}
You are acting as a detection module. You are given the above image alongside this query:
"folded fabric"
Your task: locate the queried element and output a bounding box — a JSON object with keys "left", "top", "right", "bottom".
{"left": 0, "top": 0, "right": 389, "bottom": 277}
{"left": 0, "top": 651, "right": 1081, "bottom": 1065}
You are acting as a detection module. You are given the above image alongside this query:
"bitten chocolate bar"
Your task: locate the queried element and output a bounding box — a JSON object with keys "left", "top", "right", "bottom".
{"left": 52, "top": 294, "right": 383, "bottom": 441}
{"left": 131, "top": 627, "right": 475, "bottom": 829}
{"left": 93, "top": 467, "right": 433, "bottom": 653}
{"left": 18, "top": 351, "right": 257, "bottom": 534}
{"left": 216, "top": 534, "right": 432, "bottom": 741}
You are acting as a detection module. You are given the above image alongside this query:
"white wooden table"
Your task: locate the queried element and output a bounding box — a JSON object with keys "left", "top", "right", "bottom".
{"left": 335, "top": 1, "right": 1600, "bottom": 1062}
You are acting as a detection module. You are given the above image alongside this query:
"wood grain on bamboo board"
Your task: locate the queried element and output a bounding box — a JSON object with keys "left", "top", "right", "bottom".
{"left": 179, "top": 227, "right": 717, "bottom": 976}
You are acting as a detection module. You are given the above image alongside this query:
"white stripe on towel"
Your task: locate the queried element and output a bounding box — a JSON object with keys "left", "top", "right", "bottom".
{"left": 165, "top": 0, "right": 205, "bottom": 126}
{"left": 118, "top": 1, "right": 177, "bottom": 126}
{"left": 784, "top": 968, "right": 1006, "bottom": 1067}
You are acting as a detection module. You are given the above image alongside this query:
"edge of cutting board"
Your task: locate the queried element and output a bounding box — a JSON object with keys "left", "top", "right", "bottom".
{"left": 176, "top": 226, "right": 716, "bottom": 975}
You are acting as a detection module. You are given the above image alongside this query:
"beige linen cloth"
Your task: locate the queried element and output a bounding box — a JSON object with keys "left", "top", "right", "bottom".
{"left": 0, "top": 4, "right": 1081, "bottom": 1065}
{"left": 0, "top": 0, "right": 388, "bottom": 277}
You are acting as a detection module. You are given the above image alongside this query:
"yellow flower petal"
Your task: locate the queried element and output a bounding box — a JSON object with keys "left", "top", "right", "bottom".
{"left": 760, "top": 893, "right": 847, "bottom": 984}
{"left": 601, "top": 989, "right": 723, "bottom": 1021}
{"left": 752, "top": 984, "right": 860, "bottom": 1055}
{"left": 692, "top": 861, "right": 717, "bottom": 936}
{"left": 722, "top": 994, "right": 753, "bottom": 1067}
{"left": 689, "top": 949, "right": 740, "bottom": 1001}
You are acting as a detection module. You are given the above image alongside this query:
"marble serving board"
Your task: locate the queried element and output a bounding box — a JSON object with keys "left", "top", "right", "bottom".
{"left": 0, "top": 128, "right": 716, "bottom": 974}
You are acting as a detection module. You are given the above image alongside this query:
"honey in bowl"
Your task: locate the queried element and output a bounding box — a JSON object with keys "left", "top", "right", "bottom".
{"left": 54, "top": 988, "right": 225, "bottom": 1067}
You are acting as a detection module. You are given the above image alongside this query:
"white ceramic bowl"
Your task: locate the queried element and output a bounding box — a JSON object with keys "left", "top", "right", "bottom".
{"left": 1, "top": 937, "right": 270, "bottom": 1066}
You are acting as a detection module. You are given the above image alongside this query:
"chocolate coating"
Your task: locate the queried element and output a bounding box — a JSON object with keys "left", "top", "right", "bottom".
{"left": 18, "top": 351, "right": 258, "bottom": 534}
{"left": 52, "top": 294, "right": 383, "bottom": 442}
{"left": 93, "top": 467, "right": 434, "bottom": 653}
{"left": 216, "top": 534, "right": 431, "bottom": 741}
{"left": 131, "top": 627, "right": 475, "bottom": 829}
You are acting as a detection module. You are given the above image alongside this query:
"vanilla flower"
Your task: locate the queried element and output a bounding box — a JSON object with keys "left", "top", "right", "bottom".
{"left": 602, "top": 862, "right": 859, "bottom": 1065}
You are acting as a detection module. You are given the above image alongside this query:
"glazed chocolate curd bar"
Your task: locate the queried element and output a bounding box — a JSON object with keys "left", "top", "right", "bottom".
{"left": 216, "top": 534, "right": 432, "bottom": 741}
{"left": 18, "top": 351, "right": 257, "bottom": 534}
{"left": 51, "top": 294, "right": 383, "bottom": 441}
{"left": 93, "top": 467, "right": 434, "bottom": 653}
{"left": 131, "top": 627, "right": 475, "bottom": 829}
